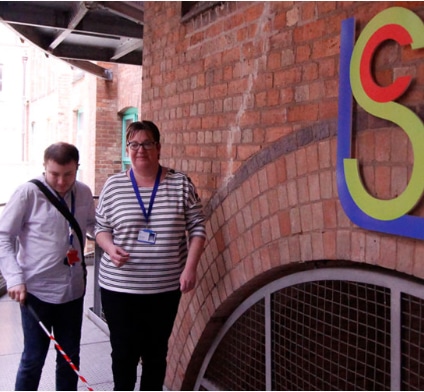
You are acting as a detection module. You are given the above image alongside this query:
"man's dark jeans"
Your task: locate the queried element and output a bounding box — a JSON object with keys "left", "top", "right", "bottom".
{"left": 15, "top": 293, "right": 84, "bottom": 391}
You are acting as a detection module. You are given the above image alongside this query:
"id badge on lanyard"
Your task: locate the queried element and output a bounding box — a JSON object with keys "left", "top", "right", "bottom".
{"left": 59, "top": 191, "right": 80, "bottom": 265}
{"left": 137, "top": 229, "right": 157, "bottom": 244}
{"left": 130, "top": 166, "right": 162, "bottom": 245}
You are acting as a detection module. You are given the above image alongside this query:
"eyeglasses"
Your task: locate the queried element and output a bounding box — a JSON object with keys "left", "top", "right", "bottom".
{"left": 127, "top": 141, "right": 158, "bottom": 151}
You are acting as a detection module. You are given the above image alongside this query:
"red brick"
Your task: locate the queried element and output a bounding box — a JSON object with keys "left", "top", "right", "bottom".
{"left": 288, "top": 103, "right": 319, "bottom": 122}
{"left": 278, "top": 210, "right": 292, "bottom": 236}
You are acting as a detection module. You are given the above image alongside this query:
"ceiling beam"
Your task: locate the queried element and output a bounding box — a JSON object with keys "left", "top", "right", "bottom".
{"left": 65, "top": 59, "right": 113, "bottom": 81}
{"left": 92, "top": 1, "right": 144, "bottom": 24}
{"left": 49, "top": 2, "right": 90, "bottom": 51}
{"left": 111, "top": 38, "right": 143, "bottom": 61}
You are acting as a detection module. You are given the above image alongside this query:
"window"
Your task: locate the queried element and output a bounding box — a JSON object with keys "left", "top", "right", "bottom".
{"left": 122, "top": 108, "right": 138, "bottom": 170}
{"left": 181, "top": 1, "right": 223, "bottom": 22}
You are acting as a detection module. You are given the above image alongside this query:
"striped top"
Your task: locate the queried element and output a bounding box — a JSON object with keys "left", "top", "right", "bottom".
{"left": 95, "top": 168, "right": 206, "bottom": 294}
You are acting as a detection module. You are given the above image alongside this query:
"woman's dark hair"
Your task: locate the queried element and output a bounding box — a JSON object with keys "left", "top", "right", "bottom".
{"left": 44, "top": 142, "right": 79, "bottom": 165}
{"left": 126, "top": 121, "right": 161, "bottom": 144}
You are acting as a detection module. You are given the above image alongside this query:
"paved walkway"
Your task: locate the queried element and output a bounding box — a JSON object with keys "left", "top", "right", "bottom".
{"left": 0, "top": 265, "right": 139, "bottom": 391}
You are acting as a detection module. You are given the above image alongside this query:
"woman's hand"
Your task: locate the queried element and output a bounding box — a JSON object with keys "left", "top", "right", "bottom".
{"left": 96, "top": 232, "right": 129, "bottom": 267}
{"left": 180, "top": 236, "right": 205, "bottom": 293}
{"left": 108, "top": 245, "right": 130, "bottom": 267}
{"left": 180, "top": 265, "right": 197, "bottom": 293}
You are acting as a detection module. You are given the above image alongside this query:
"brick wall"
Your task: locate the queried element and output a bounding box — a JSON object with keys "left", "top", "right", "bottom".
{"left": 94, "top": 63, "right": 122, "bottom": 195}
{"left": 141, "top": 1, "right": 424, "bottom": 389}
{"left": 94, "top": 63, "right": 142, "bottom": 195}
{"left": 117, "top": 64, "right": 142, "bottom": 113}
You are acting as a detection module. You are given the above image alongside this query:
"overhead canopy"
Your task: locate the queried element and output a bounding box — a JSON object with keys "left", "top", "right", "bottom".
{"left": 0, "top": 1, "right": 144, "bottom": 80}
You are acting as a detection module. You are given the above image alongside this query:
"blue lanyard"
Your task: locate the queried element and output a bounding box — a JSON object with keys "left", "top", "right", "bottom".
{"left": 130, "top": 166, "right": 162, "bottom": 226}
{"left": 57, "top": 191, "right": 75, "bottom": 246}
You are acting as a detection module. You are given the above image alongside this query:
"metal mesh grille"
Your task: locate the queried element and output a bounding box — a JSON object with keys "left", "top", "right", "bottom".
{"left": 202, "top": 279, "right": 392, "bottom": 390}
{"left": 198, "top": 271, "right": 424, "bottom": 391}
{"left": 271, "top": 281, "right": 391, "bottom": 390}
{"left": 204, "top": 299, "right": 266, "bottom": 390}
{"left": 401, "top": 293, "right": 424, "bottom": 390}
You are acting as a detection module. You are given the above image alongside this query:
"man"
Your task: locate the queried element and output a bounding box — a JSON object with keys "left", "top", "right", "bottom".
{"left": 0, "top": 142, "right": 95, "bottom": 391}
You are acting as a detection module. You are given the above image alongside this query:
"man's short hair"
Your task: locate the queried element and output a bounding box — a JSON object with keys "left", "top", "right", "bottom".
{"left": 44, "top": 142, "right": 79, "bottom": 165}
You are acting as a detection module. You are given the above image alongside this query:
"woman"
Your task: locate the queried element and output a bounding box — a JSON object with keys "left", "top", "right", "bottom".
{"left": 95, "top": 120, "right": 206, "bottom": 391}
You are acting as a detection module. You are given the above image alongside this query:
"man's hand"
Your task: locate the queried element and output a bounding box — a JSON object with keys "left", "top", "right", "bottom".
{"left": 8, "top": 284, "right": 27, "bottom": 305}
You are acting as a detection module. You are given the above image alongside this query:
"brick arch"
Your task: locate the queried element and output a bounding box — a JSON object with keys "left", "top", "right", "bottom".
{"left": 165, "top": 119, "right": 406, "bottom": 390}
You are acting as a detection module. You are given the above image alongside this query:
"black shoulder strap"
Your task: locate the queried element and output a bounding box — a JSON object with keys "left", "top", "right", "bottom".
{"left": 29, "top": 179, "right": 86, "bottom": 280}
